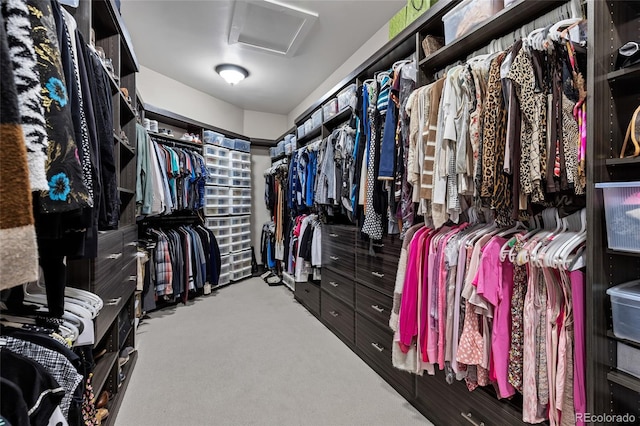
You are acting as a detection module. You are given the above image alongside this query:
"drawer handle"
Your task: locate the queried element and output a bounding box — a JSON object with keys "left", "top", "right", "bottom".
{"left": 371, "top": 342, "right": 384, "bottom": 352}
{"left": 329, "top": 281, "right": 339, "bottom": 287}
{"left": 371, "top": 304, "right": 384, "bottom": 313}
{"left": 128, "top": 275, "right": 136, "bottom": 282}
{"left": 329, "top": 233, "right": 339, "bottom": 238}
{"left": 330, "top": 256, "right": 339, "bottom": 261}
{"left": 304, "top": 289, "right": 310, "bottom": 293}
{"left": 125, "top": 242, "right": 137, "bottom": 247}
{"left": 373, "top": 243, "right": 385, "bottom": 248}
{"left": 105, "top": 297, "right": 121, "bottom": 306}
{"left": 460, "top": 412, "right": 485, "bottom": 426}
{"left": 371, "top": 271, "right": 385, "bottom": 278}
{"left": 107, "top": 253, "right": 122, "bottom": 260}
{"left": 329, "top": 310, "right": 339, "bottom": 317}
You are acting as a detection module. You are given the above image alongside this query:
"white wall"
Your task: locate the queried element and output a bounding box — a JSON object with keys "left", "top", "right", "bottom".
{"left": 287, "top": 22, "right": 390, "bottom": 125}
{"left": 243, "top": 110, "right": 289, "bottom": 140}
{"left": 137, "top": 66, "right": 245, "bottom": 134}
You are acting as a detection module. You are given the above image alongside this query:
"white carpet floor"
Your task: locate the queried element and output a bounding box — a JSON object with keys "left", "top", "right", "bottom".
{"left": 115, "top": 277, "right": 432, "bottom": 426}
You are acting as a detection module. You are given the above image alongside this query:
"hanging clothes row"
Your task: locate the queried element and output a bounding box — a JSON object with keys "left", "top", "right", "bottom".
{"left": 138, "top": 224, "right": 221, "bottom": 307}
{"left": 286, "top": 214, "right": 322, "bottom": 282}
{"left": 403, "top": 31, "right": 587, "bottom": 232}
{"left": 391, "top": 207, "right": 586, "bottom": 425}
{"left": 136, "top": 127, "right": 208, "bottom": 217}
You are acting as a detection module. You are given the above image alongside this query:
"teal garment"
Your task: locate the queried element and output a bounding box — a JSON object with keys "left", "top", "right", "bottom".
{"left": 136, "top": 123, "right": 154, "bottom": 215}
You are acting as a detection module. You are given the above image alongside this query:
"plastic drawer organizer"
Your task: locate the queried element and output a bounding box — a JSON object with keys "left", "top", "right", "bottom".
{"left": 596, "top": 181, "right": 640, "bottom": 253}
{"left": 204, "top": 139, "right": 252, "bottom": 282}
{"left": 607, "top": 280, "right": 640, "bottom": 344}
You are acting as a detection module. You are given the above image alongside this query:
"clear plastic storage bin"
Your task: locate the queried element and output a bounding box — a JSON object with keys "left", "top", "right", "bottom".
{"left": 218, "top": 242, "right": 231, "bottom": 256}
{"left": 204, "top": 145, "right": 229, "bottom": 158}
{"left": 231, "top": 204, "right": 251, "bottom": 215}
{"left": 231, "top": 267, "right": 252, "bottom": 281}
{"left": 230, "top": 215, "right": 250, "bottom": 226}
{"left": 205, "top": 155, "right": 229, "bottom": 168}
{"left": 220, "top": 256, "right": 230, "bottom": 275}
{"left": 231, "top": 177, "right": 251, "bottom": 187}
{"left": 442, "top": 0, "right": 504, "bottom": 44}
{"left": 595, "top": 181, "right": 640, "bottom": 252}
{"left": 234, "top": 139, "right": 251, "bottom": 152}
{"left": 231, "top": 188, "right": 251, "bottom": 199}
{"left": 206, "top": 217, "right": 231, "bottom": 231}
{"left": 311, "top": 109, "right": 323, "bottom": 129}
{"left": 617, "top": 342, "right": 640, "bottom": 378}
{"left": 221, "top": 138, "right": 235, "bottom": 149}
{"left": 205, "top": 196, "right": 230, "bottom": 207}
{"left": 323, "top": 98, "right": 339, "bottom": 120}
{"left": 297, "top": 125, "right": 306, "bottom": 139}
{"left": 204, "top": 206, "right": 230, "bottom": 216}
{"left": 206, "top": 165, "right": 229, "bottom": 178}
{"left": 304, "top": 119, "right": 312, "bottom": 134}
{"left": 207, "top": 175, "right": 230, "bottom": 186}
{"left": 337, "top": 83, "right": 357, "bottom": 111}
{"left": 607, "top": 280, "right": 640, "bottom": 344}
{"left": 231, "top": 151, "right": 250, "bottom": 163}
{"left": 218, "top": 272, "right": 230, "bottom": 285}
{"left": 204, "top": 130, "right": 224, "bottom": 145}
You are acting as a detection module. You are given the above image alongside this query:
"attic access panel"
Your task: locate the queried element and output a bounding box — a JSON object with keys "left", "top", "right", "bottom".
{"left": 229, "top": 0, "right": 318, "bottom": 57}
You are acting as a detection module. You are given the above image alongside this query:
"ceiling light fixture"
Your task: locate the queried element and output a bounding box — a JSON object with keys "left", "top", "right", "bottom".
{"left": 215, "top": 64, "right": 249, "bottom": 86}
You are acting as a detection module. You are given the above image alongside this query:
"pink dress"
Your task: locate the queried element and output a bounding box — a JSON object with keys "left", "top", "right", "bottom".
{"left": 475, "top": 236, "right": 516, "bottom": 399}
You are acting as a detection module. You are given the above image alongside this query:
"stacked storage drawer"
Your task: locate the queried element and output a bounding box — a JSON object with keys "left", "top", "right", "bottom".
{"left": 204, "top": 138, "right": 252, "bottom": 286}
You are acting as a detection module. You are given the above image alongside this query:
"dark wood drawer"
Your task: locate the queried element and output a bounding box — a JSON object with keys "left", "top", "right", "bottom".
{"left": 323, "top": 245, "right": 355, "bottom": 277}
{"left": 355, "top": 244, "right": 398, "bottom": 297}
{"left": 356, "top": 313, "right": 415, "bottom": 399}
{"left": 356, "top": 283, "right": 392, "bottom": 330}
{"left": 321, "top": 291, "right": 354, "bottom": 344}
{"left": 415, "top": 371, "right": 527, "bottom": 426}
{"left": 324, "top": 224, "right": 356, "bottom": 246}
{"left": 96, "top": 230, "right": 123, "bottom": 286}
{"left": 122, "top": 225, "right": 138, "bottom": 268}
{"left": 322, "top": 267, "right": 354, "bottom": 307}
{"left": 295, "top": 281, "right": 320, "bottom": 316}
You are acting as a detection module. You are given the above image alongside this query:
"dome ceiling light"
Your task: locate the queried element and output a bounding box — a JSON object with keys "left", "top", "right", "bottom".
{"left": 215, "top": 64, "right": 250, "bottom": 86}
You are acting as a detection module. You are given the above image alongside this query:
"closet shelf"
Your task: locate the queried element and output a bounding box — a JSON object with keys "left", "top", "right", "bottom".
{"left": 607, "top": 330, "right": 640, "bottom": 350}
{"left": 605, "top": 248, "right": 640, "bottom": 258}
{"left": 323, "top": 107, "right": 353, "bottom": 130}
{"left": 93, "top": 352, "right": 118, "bottom": 396}
{"left": 605, "top": 156, "right": 640, "bottom": 166}
{"left": 270, "top": 152, "right": 288, "bottom": 163}
{"left": 118, "top": 187, "right": 135, "bottom": 195}
{"left": 607, "top": 65, "right": 640, "bottom": 82}
{"left": 419, "top": 0, "right": 566, "bottom": 73}
{"left": 102, "top": 62, "right": 120, "bottom": 96}
{"left": 607, "top": 370, "right": 640, "bottom": 393}
{"left": 119, "top": 139, "right": 136, "bottom": 156}
{"left": 297, "top": 126, "right": 322, "bottom": 146}
{"left": 95, "top": 282, "right": 136, "bottom": 344}
{"left": 103, "top": 351, "right": 138, "bottom": 426}
{"left": 120, "top": 93, "right": 136, "bottom": 123}
{"left": 148, "top": 131, "right": 204, "bottom": 149}
{"left": 92, "top": 0, "right": 139, "bottom": 74}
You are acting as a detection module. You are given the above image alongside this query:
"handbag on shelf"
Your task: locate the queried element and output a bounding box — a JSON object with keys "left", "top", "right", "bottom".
{"left": 619, "top": 105, "right": 640, "bottom": 158}
{"left": 421, "top": 35, "right": 444, "bottom": 58}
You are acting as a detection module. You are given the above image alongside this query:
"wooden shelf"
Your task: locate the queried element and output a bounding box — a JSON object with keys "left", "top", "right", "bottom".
{"left": 606, "top": 248, "right": 640, "bottom": 258}
{"left": 103, "top": 351, "right": 138, "bottom": 426}
{"left": 323, "top": 107, "right": 353, "bottom": 130}
{"left": 607, "top": 330, "right": 640, "bottom": 350}
{"left": 607, "top": 65, "right": 640, "bottom": 82}
{"left": 147, "top": 131, "right": 204, "bottom": 150}
{"left": 95, "top": 282, "right": 136, "bottom": 344}
{"left": 270, "top": 152, "right": 288, "bottom": 163}
{"left": 144, "top": 103, "right": 245, "bottom": 140}
{"left": 119, "top": 139, "right": 136, "bottom": 156}
{"left": 606, "top": 156, "right": 640, "bottom": 166}
{"left": 92, "top": 0, "right": 139, "bottom": 74}
{"left": 607, "top": 370, "right": 640, "bottom": 393}
{"left": 297, "top": 126, "right": 322, "bottom": 146}
{"left": 101, "top": 61, "right": 120, "bottom": 95}
{"left": 93, "top": 352, "right": 118, "bottom": 395}
{"left": 118, "top": 187, "right": 135, "bottom": 195}
{"left": 120, "top": 93, "right": 136, "bottom": 123}
{"left": 419, "top": 0, "right": 566, "bottom": 73}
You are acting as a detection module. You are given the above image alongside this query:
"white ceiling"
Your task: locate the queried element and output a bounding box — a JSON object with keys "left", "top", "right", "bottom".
{"left": 121, "top": 0, "right": 404, "bottom": 116}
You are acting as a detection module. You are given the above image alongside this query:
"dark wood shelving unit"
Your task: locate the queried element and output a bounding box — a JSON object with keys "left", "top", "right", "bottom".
{"left": 297, "top": 126, "right": 322, "bottom": 146}
{"left": 605, "top": 156, "right": 640, "bottom": 166}
{"left": 419, "top": 0, "right": 566, "bottom": 73}
{"left": 607, "top": 64, "right": 640, "bottom": 82}
{"left": 607, "top": 330, "right": 640, "bottom": 350}
{"left": 117, "top": 187, "right": 135, "bottom": 195}
{"left": 103, "top": 352, "right": 138, "bottom": 426}
{"left": 323, "top": 107, "right": 353, "bottom": 130}
{"left": 607, "top": 371, "right": 640, "bottom": 393}
{"left": 605, "top": 248, "right": 640, "bottom": 258}
{"left": 93, "top": 352, "right": 118, "bottom": 396}
{"left": 119, "top": 139, "right": 136, "bottom": 156}
{"left": 147, "top": 131, "right": 204, "bottom": 150}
